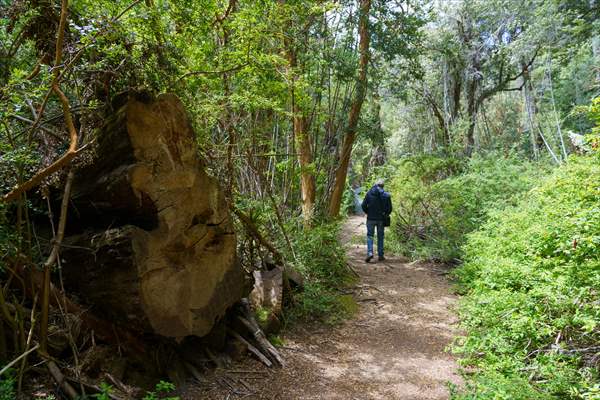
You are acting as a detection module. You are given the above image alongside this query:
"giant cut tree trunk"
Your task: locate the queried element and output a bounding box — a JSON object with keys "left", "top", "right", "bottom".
{"left": 61, "top": 92, "right": 246, "bottom": 339}
{"left": 328, "top": 0, "right": 371, "bottom": 218}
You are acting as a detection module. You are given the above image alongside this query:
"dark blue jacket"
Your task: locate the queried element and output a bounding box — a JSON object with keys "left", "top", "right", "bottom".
{"left": 361, "top": 185, "right": 392, "bottom": 221}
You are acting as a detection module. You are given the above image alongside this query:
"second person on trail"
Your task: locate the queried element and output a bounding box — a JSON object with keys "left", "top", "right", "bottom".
{"left": 361, "top": 179, "right": 392, "bottom": 263}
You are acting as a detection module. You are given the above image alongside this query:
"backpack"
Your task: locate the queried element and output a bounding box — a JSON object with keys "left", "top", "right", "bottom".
{"left": 377, "top": 191, "right": 391, "bottom": 227}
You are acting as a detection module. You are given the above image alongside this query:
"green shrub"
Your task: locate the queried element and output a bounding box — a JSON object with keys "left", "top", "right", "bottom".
{"left": 93, "top": 382, "right": 114, "bottom": 400}
{"left": 452, "top": 156, "right": 600, "bottom": 399}
{"left": 387, "top": 153, "right": 547, "bottom": 261}
{"left": 142, "top": 380, "right": 179, "bottom": 400}
{"left": 0, "top": 371, "right": 15, "bottom": 400}
{"left": 287, "top": 221, "right": 357, "bottom": 324}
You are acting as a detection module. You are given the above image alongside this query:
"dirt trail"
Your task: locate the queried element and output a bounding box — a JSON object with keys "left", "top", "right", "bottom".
{"left": 186, "top": 216, "right": 461, "bottom": 399}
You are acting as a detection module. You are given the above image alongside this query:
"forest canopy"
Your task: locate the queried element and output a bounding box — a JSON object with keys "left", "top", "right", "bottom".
{"left": 0, "top": 0, "right": 599, "bottom": 398}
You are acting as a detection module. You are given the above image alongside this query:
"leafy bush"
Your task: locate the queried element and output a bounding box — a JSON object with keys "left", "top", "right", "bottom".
{"left": 234, "top": 196, "right": 356, "bottom": 324}
{"left": 93, "top": 382, "right": 114, "bottom": 400}
{"left": 386, "top": 153, "right": 547, "bottom": 261}
{"left": 452, "top": 155, "right": 600, "bottom": 399}
{"left": 287, "top": 221, "right": 357, "bottom": 323}
{"left": 0, "top": 371, "right": 15, "bottom": 400}
{"left": 143, "top": 380, "right": 179, "bottom": 400}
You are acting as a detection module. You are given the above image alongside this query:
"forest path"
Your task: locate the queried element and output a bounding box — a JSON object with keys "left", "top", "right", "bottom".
{"left": 187, "top": 216, "right": 461, "bottom": 399}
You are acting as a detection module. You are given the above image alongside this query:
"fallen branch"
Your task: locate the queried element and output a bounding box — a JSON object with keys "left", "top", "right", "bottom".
{"left": 0, "top": 343, "right": 40, "bottom": 376}
{"left": 18, "top": 295, "right": 37, "bottom": 392}
{"left": 232, "top": 207, "right": 284, "bottom": 264}
{"left": 236, "top": 299, "right": 284, "bottom": 367}
{"left": 232, "top": 207, "right": 303, "bottom": 286}
{"left": 46, "top": 359, "right": 79, "bottom": 399}
{"left": 228, "top": 329, "right": 272, "bottom": 368}
{"left": 64, "top": 376, "right": 126, "bottom": 400}
{"left": 205, "top": 348, "right": 226, "bottom": 369}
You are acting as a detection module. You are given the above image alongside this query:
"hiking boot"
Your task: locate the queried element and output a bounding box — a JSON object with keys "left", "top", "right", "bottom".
{"left": 365, "top": 254, "right": 373, "bottom": 263}
{"left": 378, "top": 256, "right": 385, "bottom": 261}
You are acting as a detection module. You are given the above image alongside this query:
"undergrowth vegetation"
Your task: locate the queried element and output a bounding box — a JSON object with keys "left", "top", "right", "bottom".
{"left": 451, "top": 155, "right": 600, "bottom": 399}
{"left": 286, "top": 221, "right": 358, "bottom": 324}
{"left": 234, "top": 195, "right": 356, "bottom": 325}
{"left": 385, "top": 154, "right": 548, "bottom": 261}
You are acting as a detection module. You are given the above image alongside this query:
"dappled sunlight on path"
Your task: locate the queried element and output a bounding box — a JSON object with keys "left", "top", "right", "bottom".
{"left": 185, "top": 216, "right": 461, "bottom": 400}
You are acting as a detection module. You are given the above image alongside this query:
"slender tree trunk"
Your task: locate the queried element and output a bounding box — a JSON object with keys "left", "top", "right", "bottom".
{"left": 286, "top": 48, "right": 316, "bottom": 225}
{"left": 522, "top": 62, "right": 540, "bottom": 159}
{"left": 465, "top": 55, "right": 480, "bottom": 156}
{"left": 546, "top": 56, "right": 568, "bottom": 160}
{"left": 592, "top": 0, "right": 600, "bottom": 84}
{"left": 451, "top": 67, "right": 462, "bottom": 123}
{"left": 297, "top": 117, "right": 316, "bottom": 224}
{"left": 465, "top": 87, "right": 477, "bottom": 155}
{"left": 442, "top": 57, "right": 451, "bottom": 138}
{"left": 328, "top": 0, "right": 371, "bottom": 218}
{"left": 277, "top": 0, "right": 316, "bottom": 225}
{"left": 369, "top": 92, "right": 386, "bottom": 167}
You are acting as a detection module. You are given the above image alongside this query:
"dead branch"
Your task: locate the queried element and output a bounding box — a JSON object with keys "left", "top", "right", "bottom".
{"left": 228, "top": 328, "right": 273, "bottom": 368}
{"left": 46, "top": 359, "right": 79, "bottom": 399}
{"left": 232, "top": 206, "right": 303, "bottom": 286}
{"left": 17, "top": 295, "right": 37, "bottom": 393}
{"left": 232, "top": 207, "right": 284, "bottom": 264}
{"left": 40, "top": 169, "right": 74, "bottom": 352}
{"left": 176, "top": 62, "right": 249, "bottom": 83}
{"left": 236, "top": 299, "right": 284, "bottom": 367}
{"left": 0, "top": 343, "right": 40, "bottom": 377}
{"left": 9, "top": 115, "right": 62, "bottom": 140}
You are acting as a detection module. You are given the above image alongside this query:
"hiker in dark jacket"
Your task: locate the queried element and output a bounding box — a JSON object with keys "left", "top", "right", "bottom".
{"left": 361, "top": 178, "right": 392, "bottom": 263}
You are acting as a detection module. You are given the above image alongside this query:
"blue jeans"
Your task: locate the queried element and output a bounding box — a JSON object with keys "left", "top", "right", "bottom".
{"left": 366, "top": 219, "right": 384, "bottom": 258}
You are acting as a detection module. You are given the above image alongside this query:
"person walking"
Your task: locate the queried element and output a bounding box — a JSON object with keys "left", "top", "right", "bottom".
{"left": 361, "top": 178, "right": 392, "bottom": 263}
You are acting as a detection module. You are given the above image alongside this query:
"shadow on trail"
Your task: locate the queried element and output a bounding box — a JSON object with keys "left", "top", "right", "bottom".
{"left": 184, "top": 216, "right": 461, "bottom": 400}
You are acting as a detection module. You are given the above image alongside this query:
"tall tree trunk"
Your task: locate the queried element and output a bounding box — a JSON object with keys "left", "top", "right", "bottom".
{"left": 286, "top": 48, "right": 316, "bottom": 225}
{"left": 546, "top": 56, "right": 568, "bottom": 160}
{"left": 297, "top": 115, "right": 316, "bottom": 224}
{"left": 592, "top": 0, "right": 600, "bottom": 84}
{"left": 442, "top": 57, "right": 451, "bottom": 139}
{"left": 369, "top": 92, "right": 386, "bottom": 167}
{"left": 523, "top": 62, "right": 561, "bottom": 164}
{"left": 328, "top": 0, "right": 371, "bottom": 218}
{"left": 278, "top": 0, "right": 315, "bottom": 225}
{"left": 465, "top": 55, "right": 480, "bottom": 156}
{"left": 465, "top": 88, "right": 476, "bottom": 156}
{"left": 451, "top": 67, "right": 462, "bottom": 123}
{"left": 522, "top": 62, "right": 540, "bottom": 159}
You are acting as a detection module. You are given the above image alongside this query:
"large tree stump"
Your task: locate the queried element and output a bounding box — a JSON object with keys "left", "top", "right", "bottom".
{"left": 62, "top": 92, "right": 246, "bottom": 339}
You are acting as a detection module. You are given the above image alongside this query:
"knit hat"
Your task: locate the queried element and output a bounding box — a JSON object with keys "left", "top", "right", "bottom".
{"left": 375, "top": 178, "right": 385, "bottom": 187}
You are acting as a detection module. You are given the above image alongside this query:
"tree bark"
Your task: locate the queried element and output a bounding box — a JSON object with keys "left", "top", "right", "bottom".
{"left": 369, "top": 92, "right": 387, "bottom": 167}
{"left": 328, "top": 0, "right": 371, "bottom": 218}
{"left": 286, "top": 47, "right": 316, "bottom": 225}
{"left": 465, "top": 54, "right": 480, "bottom": 156}
{"left": 522, "top": 62, "right": 540, "bottom": 159}
{"left": 592, "top": 0, "right": 600, "bottom": 84}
